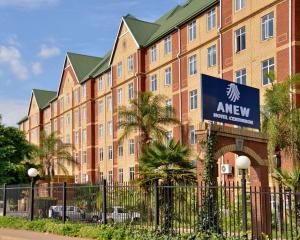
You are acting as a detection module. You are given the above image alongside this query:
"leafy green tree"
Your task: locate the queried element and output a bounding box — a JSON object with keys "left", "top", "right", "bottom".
{"left": 35, "top": 131, "right": 76, "bottom": 183}
{"left": 0, "top": 117, "right": 37, "bottom": 184}
{"left": 262, "top": 74, "right": 300, "bottom": 168}
{"left": 118, "top": 91, "right": 179, "bottom": 147}
{"left": 273, "top": 168, "right": 300, "bottom": 192}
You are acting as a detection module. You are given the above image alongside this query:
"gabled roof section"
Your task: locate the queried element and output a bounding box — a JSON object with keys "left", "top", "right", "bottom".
{"left": 32, "top": 89, "right": 57, "bottom": 110}
{"left": 123, "top": 14, "right": 160, "bottom": 47}
{"left": 67, "top": 52, "right": 103, "bottom": 83}
{"left": 17, "top": 116, "right": 28, "bottom": 125}
{"left": 83, "top": 50, "right": 112, "bottom": 82}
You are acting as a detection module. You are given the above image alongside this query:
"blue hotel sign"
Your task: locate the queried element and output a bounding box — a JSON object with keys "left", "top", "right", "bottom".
{"left": 201, "top": 74, "right": 260, "bottom": 129}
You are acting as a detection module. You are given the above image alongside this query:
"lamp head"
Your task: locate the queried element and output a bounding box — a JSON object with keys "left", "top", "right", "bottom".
{"left": 27, "top": 168, "right": 38, "bottom": 178}
{"left": 236, "top": 156, "right": 251, "bottom": 170}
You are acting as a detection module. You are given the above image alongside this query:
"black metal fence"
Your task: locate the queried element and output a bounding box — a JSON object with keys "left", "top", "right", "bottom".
{"left": 0, "top": 181, "right": 299, "bottom": 239}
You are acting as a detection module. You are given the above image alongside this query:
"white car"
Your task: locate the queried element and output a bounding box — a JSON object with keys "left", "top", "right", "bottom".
{"left": 107, "top": 206, "right": 140, "bottom": 223}
{"left": 49, "top": 205, "right": 85, "bottom": 221}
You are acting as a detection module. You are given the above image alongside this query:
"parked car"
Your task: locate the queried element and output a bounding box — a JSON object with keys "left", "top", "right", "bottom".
{"left": 48, "top": 205, "right": 85, "bottom": 221}
{"left": 91, "top": 206, "right": 140, "bottom": 223}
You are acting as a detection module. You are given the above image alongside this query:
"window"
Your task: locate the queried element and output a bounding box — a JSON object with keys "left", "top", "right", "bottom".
{"left": 75, "top": 175, "right": 79, "bottom": 184}
{"left": 82, "top": 174, "right": 88, "bottom": 183}
{"left": 82, "top": 128, "right": 87, "bottom": 144}
{"left": 262, "top": 58, "right": 274, "bottom": 85}
{"left": 60, "top": 117, "right": 64, "bottom": 131}
{"left": 75, "top": 131, "right": 79, "bottom": 144}
{"left": 262, "top": 12, "right": 274, "bottom": 40}
{"left": 66, "top": 93, "right": 70, "bottom": 105}
{"left": 117, "top": 62, "right": 122, "bottom": 77}
{"left": 99, "top": 172, "right": 104, "bottom": 183}
{"left": 151, "top": 74, "right": 157, "bottom": 92}
{"left": 235, "top": 27, "right": 246, "bottom": 52}
{"left": 190, "top": 90, "right": 198, "bottom": 110}
{"left": 108, "top": 121, "right": 112, "bottom": 136}
{"left": 118, "top": 169, "right": 123, "bottom": 183}
{"left": 129, "top": 167, "right": 135, "bottom": 181}
{"left": 98, "top": 78, "right": 103, "bottom": 91}
{"left": 108, "top": 146, "right": 113, "bottom": 160}
{"left": 164, "top": 67, "right": 172, "bottom": 85}
{"left": 190, "top": 125, "right": 196, "bottom": 145}
{"left": 74, "top": 90, "right": 78, "bottom": 104}
{"left": 235, "top": 68, "right": 247, "bottom": 85}
{"left": 128, "top": 83, "right": 134, "bottom": 100}
{"left": 150, "top": 45, "right": 157, "bottom": 63}
{"left": 107, "top": 96, "right": 112, "bottom": 111}
{"left": 66, "top": 113, "right": 71, "bottom": 126}
{"left": 99, "top": 124, "right": 103, "bottom": 138}
{"left": 129, "top": 139, "right": 134, "bottom": 155}
{"left": 188, "top": 20, "right": 197, "bottom": 41}
{"left": 208, "top": 45, "right": 217, "bottom": 67}
{"left": 108, "top": 71, "right": 112, "bottom": 87}
{"left": 108, "top": 171, "right": 113, "bottom": 184}
{"left": 164, "top": 35, "right": 171, "bottom": 55}
{"left": 128, "top": 55, "right": 133, "bottom": 71}
{"left": 99, "top": 101, "right": 103, "bottom": 113}
{"left": 166, "top": 131, "right": 172, "bottom": 143}
{"left": 81, "top": 107, "right": 86, "bottom": 123}
{"left": 81, "top": 83, "right": 86, "bottom": 98}
{"left": 117, "top": 88, "right": 122, "bottom": 105}
{"left": 189, "top": 55, "right": 197, "bottom": 75}
{"left": 235, "top": 0, "right": 245, "bottom": 11}
{"left": 99, "top": 148, "right": 104, "bottom": 161}
{"left": 118, "top": 144, "right": 123, "bottom": 157}
{"left": 60, "top": 98, "right": 64, "bottom": 112}
{"left": 207, "top": 8, "right": 216, "bottom": 31}
{"left": 166, "top": 99, "right": 172, "bottom": 117}
{"left": 82, "top": 151, "right": 87, "bottom": 163}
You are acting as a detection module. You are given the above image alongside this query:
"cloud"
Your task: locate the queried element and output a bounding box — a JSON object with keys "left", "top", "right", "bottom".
{"left": 0, "top": 99, "right": 28, "bottom": 127}
{"left": 0, "top": 45, "right": 28, "bottom": 80}
{"left": 0, "top": 0, "right": 59, "bottom": 9}
{"left": 38, "top": 44, "right": 61, "bottom": 58}
{"left": 32, "top": 62, "right": 43, "bottom": 75}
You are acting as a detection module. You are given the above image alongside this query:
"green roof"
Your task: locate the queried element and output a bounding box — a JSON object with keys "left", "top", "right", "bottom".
{"left": 123, "top": 0, "right": 218, "bottom": 47}
{"left": 32, "top": 89, "right": 57, "bottom": 110}
{"left": 83, "top": 51, "right": 112, "bottom": 81}
{"left": 67, "top": 52, "right": 103, "bottom": 83}
{"left": 17, "top": 116, "right": 28, "bottom": 125}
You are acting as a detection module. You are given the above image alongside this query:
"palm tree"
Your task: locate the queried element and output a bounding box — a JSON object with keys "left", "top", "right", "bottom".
{"left": 138, "top": 139, "right": 196, "bottom": 185}
{"left": 118, "top": 91, "right": 180, "bottom": 147}
{"left": 35, "top": 131, "right": 76, "bottom": 192}
{"left": 138, "top": 139, "right": 196, "bottom": 233}
{"left": 273, "top": 168, "right": 300, "bottom": 192}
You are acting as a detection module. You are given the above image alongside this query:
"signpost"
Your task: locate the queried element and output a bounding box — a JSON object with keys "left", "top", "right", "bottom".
{"left": 201, "top": 74, "right": 260, "bottom": 129}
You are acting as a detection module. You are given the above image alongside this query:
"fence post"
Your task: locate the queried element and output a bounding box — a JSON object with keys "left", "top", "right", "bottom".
{"left": 62, "top": 182, "right": 67, "bottom": 223}
{"left": 154, "top": 180, "right": 159, "bottom": 229}
{"left": 241, "top": 170, "right": 248, "bottom": 237}
{"left": 102, "top": 179, "right": 107, "bottom": 224}
{"left": 3, "top": 184, "right": 7, "bottom": 217}
{"left": 30, "top": 181, "right": 34, "bottom": 221}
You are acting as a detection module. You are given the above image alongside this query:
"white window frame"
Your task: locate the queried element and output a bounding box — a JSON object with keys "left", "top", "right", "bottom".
{"left": 235, "top": 26, "right": 246, "bottom": 53}
{"left": 108, "top": 121, "right": 112, "bottom": 136}
{"left": 151, "top": 74, "right": 157, "bottom": 92}
{"left": 129, "top": 139, "right": 135, "bottom": 155}
{"left": 118, "top": 169, "right": 123, "bottom": 183}
{"left": 261, "top": 12, "right": 274, "bottom": 41}
{"left": 188, "top": 20, "right": 197, "bottom": 42}
{"left": 150, "top": 45, "right": 157, "bottom": 63}
{"left": 164, "top": 67, "right": 172, "bottom": 86}
{"left": 189, "top": 55, "right": 197, "bottom": 75}
{"left": 99, "top": 124, "right": 103, "bottom": 138}
{"left": 99, "top": 148, "right": 104, "bottom": 161}
{"left": 108, "top": 71, "right": 112, "bottom": 87}
{"left": 99, "top": 101, "right": 103, "bottom": 113}
{"left": 262, "top": 58, "right": 275, "bottom": 86}
{"left": 235, "top": 68, "right": 247, "bottom": 85}
{"left": 128, "top": 55, "right": 134, "bottom": 71}
{"left": 208, "top": 45, "right": 217, "bottom": 68}
{"left": 117, "top": 62, "right": 122, "bottom": 78}
{"left": 117, "top": 88, "right": 122, "bottom": 105}
{"left": 129, "top": 167, "right": 135, "bottom": 181}
{"left": 98, "top": 78, "right": 103, "bottom": 91}
{"left": 128, "top": 83, "right": 134, "bottom": 100}
{"left": 190, "top": 125, "right": 196, "bottom": 145}
{"left": 108, "top": 146, "right": 113, "bottom": 160}
{"left": 107, "top": 96, "right": 112, "bottom": 112}
{"left": 235, "top": 0, "right": 246, "bottom": 12}
{"left": 164, "top": 35, "right": 172, "bottom": 55}
{"left": 190, "top": 90, "right": 198, "bottom": 110}
{"left": 207, "top": 8, "right": 216, "bottom": 31}
{"left": 118, "top": 144, "right": 123, "bottom": 157}
{"left": 81, "top": 83, "right": 86, "bottom": 98}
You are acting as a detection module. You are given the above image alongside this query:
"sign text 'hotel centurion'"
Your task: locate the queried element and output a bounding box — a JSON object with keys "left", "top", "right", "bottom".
{"left": 201, "top": 74, "right": 260, "bottom": 129}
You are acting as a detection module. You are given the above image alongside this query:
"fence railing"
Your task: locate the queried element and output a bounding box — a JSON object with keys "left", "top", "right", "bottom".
{"left": 0, "top": 181, "right": 299, "bottom": 239}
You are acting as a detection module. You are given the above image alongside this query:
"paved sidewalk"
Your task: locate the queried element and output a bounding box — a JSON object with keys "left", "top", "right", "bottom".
{"left": 0, "top": 229, "right": 91, "bottom": 240}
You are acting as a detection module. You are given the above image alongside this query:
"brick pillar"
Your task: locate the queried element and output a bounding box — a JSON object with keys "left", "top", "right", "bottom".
{"left": 250, "top": 165, "right": 271, "bottom": 238}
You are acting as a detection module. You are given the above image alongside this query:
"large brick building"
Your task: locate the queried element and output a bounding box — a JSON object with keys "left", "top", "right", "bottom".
{"left": 18, "top": 0, "right": 300, "bottom": 184}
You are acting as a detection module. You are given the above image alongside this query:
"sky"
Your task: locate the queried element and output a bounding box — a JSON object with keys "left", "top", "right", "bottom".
{"left": 0, "top": 0, "right": 182, "bottom": 127}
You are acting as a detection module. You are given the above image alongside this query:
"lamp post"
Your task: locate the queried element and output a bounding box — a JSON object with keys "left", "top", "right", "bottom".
{"left": 236, "top": 156, "right": 251, "bottom": 237}
{"left": 27, "top": 168, "right": 38, "bottom": 221}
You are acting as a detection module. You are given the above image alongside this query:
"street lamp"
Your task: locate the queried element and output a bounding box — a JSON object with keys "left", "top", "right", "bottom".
{"left": 27, "top": 168, "right": 38, "bottom": 221}
{"left": 236, "top": 156, "right": 251, "bottom": 238}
